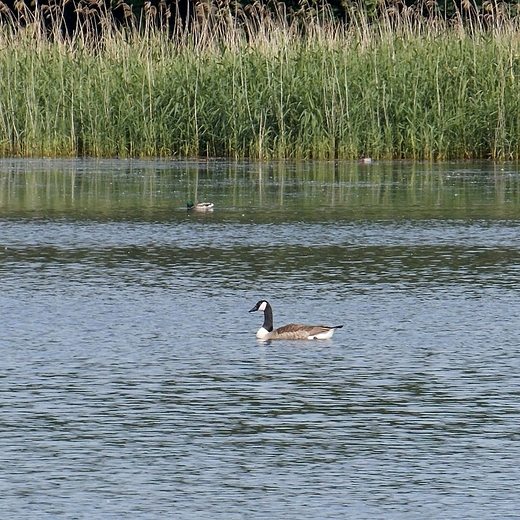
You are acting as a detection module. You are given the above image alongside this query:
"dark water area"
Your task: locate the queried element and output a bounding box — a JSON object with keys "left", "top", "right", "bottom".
{"left": 1, "top": 158, "right": 520, "bottom": 519}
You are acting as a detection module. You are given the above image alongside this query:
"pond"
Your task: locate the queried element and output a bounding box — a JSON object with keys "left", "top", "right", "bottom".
{"left": 1, "top": 158, "right": 520, "bottom": 519}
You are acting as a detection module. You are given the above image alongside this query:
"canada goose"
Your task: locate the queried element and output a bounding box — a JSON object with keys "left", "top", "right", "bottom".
{"left": 187, "top": 201, "right": 214, "bottom": 212}
{"left": 249, "top": 300, "right": 343, "bottom": 340}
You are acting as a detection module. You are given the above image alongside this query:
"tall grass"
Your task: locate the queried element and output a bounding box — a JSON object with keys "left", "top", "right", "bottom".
{"left": 1, "top": 3, "right": 520, "bottom": 159}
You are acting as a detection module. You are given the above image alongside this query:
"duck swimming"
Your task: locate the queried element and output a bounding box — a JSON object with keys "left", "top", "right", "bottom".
{"left": 249, "top": 300, "right": 343, "bottom": 340}
{"left": 187, "top": 201, "right": 214, "bottom": 212}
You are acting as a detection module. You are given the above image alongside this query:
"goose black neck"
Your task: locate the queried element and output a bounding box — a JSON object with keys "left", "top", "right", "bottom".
{"left": 263, "top": 303, "right": 274, "bottom": 332}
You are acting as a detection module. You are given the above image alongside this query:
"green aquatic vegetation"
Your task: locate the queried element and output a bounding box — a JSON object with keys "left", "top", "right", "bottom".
{"left": 1, "top": 6, "right": 520, "bottom": 160}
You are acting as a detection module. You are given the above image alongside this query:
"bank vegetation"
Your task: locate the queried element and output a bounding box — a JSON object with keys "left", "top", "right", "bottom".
{"left": 1, "top": 0, "right": 520, "bottom": 159}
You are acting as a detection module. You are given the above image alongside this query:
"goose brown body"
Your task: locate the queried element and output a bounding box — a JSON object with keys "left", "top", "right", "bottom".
{"left": 249, "top": 300, "right": 343, "bottom": 340}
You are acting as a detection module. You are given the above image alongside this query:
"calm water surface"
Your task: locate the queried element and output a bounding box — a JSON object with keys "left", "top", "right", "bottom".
{"left": 1, "top": 159, "right": 520, "bottom": 519}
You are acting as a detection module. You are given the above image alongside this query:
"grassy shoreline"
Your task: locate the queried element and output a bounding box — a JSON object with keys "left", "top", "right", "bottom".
{"left": 1, "top": 7, "right": 520, "bottom": 160}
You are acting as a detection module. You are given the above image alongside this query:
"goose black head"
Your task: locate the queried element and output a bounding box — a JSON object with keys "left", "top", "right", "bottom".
{"left": 249, "top": 300, "right": 269, "bottom": 313}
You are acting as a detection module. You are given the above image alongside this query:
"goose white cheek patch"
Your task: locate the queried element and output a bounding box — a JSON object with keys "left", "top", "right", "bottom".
{"left": 258, "top": 301, "right": 267, "bottom": 311}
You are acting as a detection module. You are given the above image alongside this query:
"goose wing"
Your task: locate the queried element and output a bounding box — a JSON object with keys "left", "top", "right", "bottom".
{"left": 272, "top": 324, "right": 341, "bottom": 340}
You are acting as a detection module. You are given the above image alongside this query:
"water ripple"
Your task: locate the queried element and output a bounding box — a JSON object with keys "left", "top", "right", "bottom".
{"left": 2, "top": 164, "right": 520, "bottom": 519}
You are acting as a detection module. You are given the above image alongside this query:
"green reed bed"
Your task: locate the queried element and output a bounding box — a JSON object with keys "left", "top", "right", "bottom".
{"left": 1, "top": 8, "right": 520, "bottom": 159}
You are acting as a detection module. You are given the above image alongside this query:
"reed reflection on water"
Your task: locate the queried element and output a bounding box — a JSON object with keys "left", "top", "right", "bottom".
{"left": 1, "top": 157, "right": 520, "bottom": 220}
{"left": 1, "top": 159, "right": 520, "bottom": 519}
